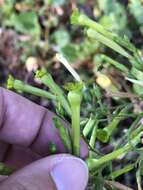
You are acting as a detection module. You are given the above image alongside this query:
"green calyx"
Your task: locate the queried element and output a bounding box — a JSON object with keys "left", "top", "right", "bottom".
{"left": 64, "top": 81, "right": 83, "bottom": 91}
{"left": 68, "top": 90, "right": 82, "bottom": 106}
{"left": 67, "top": 81, "right": 83, "bottom": 105}
{"left": 7, "top": 75, "right": 24, "bottom": 90}
{"left": 35, "top": 69, "right": 47, "bottom": 78}
{"left": 7, "top": 75, "right": 14, "bottom": 89}
{"left": 7, "top": 75, "right": 56, "bottom": 100}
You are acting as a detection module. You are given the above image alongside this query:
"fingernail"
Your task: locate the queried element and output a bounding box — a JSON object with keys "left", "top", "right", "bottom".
{"left": 50, "top": 157, "right": 88, "bottom": 190}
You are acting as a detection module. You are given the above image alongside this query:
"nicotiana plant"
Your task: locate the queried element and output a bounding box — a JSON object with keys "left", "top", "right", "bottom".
{"left": 3, "top": 8, "right": 143, "bottom": 190}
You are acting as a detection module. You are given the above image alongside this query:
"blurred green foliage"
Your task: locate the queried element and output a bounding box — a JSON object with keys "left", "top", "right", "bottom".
{"left": 129, "top": 0, "right": 143, "bottom": 34}
{"left": 1, "top": 1, "right": 143, "bottom": 189}
{"left": 5, "top": 11, "right": 40, "bottom": 40}
{"left": 1, "top": 0, "right": 143, "bottom": 66}
{"left": 98, "top": 0, "right": 130, "bottom": 36}
{"left": 1, "top": 0, "right": 143, "bottom": 102}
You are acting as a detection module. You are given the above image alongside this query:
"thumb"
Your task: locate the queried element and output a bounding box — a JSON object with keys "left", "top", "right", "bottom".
{"left": 0, "top": 154, "right": 89, "bottom": 190}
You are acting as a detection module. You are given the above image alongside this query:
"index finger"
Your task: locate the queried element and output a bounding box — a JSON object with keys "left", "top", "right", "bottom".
{"left": 0, "top": 88, "right": 88, "bottom": 158}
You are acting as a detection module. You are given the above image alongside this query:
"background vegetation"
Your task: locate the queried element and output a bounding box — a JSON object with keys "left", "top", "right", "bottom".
{"left": 1, "top": 0, "right": 143, "bottom": 189}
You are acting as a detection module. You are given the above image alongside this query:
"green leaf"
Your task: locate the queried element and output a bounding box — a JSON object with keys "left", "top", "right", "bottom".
{"left": 5, "top": 11, "right": 40, "bottom": 40}
{"left": 53, "top": 28, "right": 70, "bottom": 48}
{"left": 129, "top": 0, "right": 143, "bottom": 25}
{"left": 1, "top": 0, "right": 15, "bottom": 17}
{"left": 61, "top": 44, "right": 79, "bottom": 62}
{"left": 98, "top": 0, "right": 129, "bottom": 36}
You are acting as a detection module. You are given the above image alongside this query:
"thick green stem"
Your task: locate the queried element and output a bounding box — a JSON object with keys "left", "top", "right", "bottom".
{"left": 87, "top": 145, "right": 130, "bottom": 170}
{"left": 71, "top": 9, "right": 115, "bottom": 40}
{"left": 109, "top": 163, "right": 135, "bottom": 179}
{"left": 68, "top": 90, "right": 82, "bottom": 156}
{"left": 71, "top": 9, "right": 132, "bottom": 59}
{"left": 100, "top": 54, "right": 129, "bottom": 74}
{"left": 87, "top": 132, "right": 142, "bottom": 170}
{"left": 97, "top": 106, "right": 130, "bottom": 143}
{"left": 53, "top": 116, "right": 72, "bottom": 153}
{"left": 36, "top": 70, "right": 71, "bottom": 116}
{"left": 71, "top": 105, "right": 80, "bottom": 156}
{"left": 87, "top": 29, "right": 131, "bottom": 59}
{"left": 83, "top": 115, "right": 95, "bottom": 137}
{"left": 89, "top": 122, "right": 98, "bottom": 148}
{"left": 7, "top": 75, "right": 56, "bottom": 100}
{"left": 89, "top": 122, "right": 98, "bottom": 158}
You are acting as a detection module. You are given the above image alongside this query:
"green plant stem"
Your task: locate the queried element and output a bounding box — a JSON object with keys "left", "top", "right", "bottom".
{"left": 87, "top": 29, "right": 130, "bottom": 59}
{"left": 53, "top": 116, "right": 72, "bottom": 152}
{"left": 68, "top": 90, "right": 82, "bottom": 156}
{"left": 71, "top": 105, "right": 80, "bottom": 156}
{"left": 71, "top": 9, "right": 132, "bottom": 59}
{"left": 109, "top": 163, "right": 135, "bottom": 179}
{"left": 100, "top": 54, "right": 129, "bottom": 75}
{"left": 86, "top": 132, "right": 142, "bottom": 170}
{"left": 105, "top": 180, "right": 134, "bottom": 190}
{"left": 136, "top": 168, "right": 142, "bottom": 190}
{"left": 7, "top": 75, "right": 56, "bottom": 100}
{"left": 89, "top": 122, "right": 98, "bottom": 148}
{"left": 87, "top": 145, "right": 130, "bottom": 170}
{"left": 83, "top": 115, "right": 95, "bottom": 137}
{"left": 36, "top": 70, "right": 71, "bottom": 116}
{"left": 97, "top": 106, "right": 130, "bottom": 143}
{"left": 71, "top": 9, "right": 115, "bottom": 40}
{"left": 89, "top": 122, "right": 98, "bottom": 158}
{"left": 131, "top": 124, "right": 143, "bottom": 139}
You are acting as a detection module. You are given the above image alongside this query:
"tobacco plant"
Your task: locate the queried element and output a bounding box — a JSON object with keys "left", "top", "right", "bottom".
{"left": 3, "top": 8, "right": 143, "bottom": 190}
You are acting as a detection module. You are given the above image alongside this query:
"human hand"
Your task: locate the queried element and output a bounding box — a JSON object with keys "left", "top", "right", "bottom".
{"left": 0, "top": 88, "right": 89, "bottom": 190}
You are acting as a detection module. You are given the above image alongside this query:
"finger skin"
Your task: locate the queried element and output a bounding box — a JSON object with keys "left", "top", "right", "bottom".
{"left": 0, "top": 89, "right": 89, "bottom": 189}
{"left": 0, "top": 175, "right": 8, "bottom": 182}
{"left": 0, "top": 88, "right": 4, "bottom": 127}
{"left": 0, "top": 88, "right": 88, "bottom": 158}
{"left": 0, "top": 141, "right": 9, "bottom": 161}
{"left": 0, "top": 154, "right": 89, "bottom": 190}
{"left": 4, "top": 145, "right": 41, "bottom": 169}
